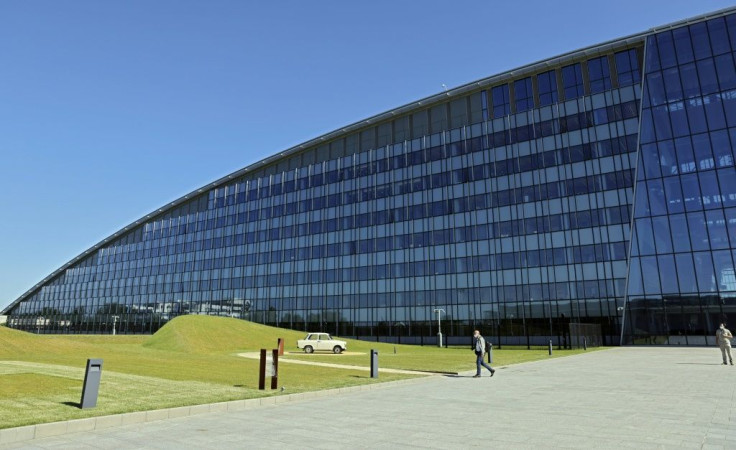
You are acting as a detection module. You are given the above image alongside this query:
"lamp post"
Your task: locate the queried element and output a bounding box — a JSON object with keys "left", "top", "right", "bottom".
{"left": 112, "top": 315, "right": 119, "bottom": 336}
{"left": 616, "top": 306, "right": 625, "bottom": 347}
{"left": 433, "top": 308, "right": 445, "bottom": 347}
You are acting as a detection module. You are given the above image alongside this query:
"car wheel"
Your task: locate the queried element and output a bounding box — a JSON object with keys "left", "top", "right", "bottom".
{"left": 333, "top": 346, "right": 343, "bottom": 354}
{"left": 304, "top": 345, "right": 314, "bottom": 354}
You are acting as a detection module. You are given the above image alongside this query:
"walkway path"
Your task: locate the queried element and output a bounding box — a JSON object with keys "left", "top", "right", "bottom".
{"left": 237, "top": 352, "right": 447, "bottom": 375}
{"left": 3, "top": 347, "right": 735, "bottom": 449}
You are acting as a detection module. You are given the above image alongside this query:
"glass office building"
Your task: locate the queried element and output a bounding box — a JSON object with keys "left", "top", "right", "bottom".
{"left": 4, "top": 8, "right": 736, "bottom": 346}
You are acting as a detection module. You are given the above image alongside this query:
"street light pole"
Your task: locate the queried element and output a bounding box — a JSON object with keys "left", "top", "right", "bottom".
{"left": 433, "top": 308, "right": 445, "bottom": 347}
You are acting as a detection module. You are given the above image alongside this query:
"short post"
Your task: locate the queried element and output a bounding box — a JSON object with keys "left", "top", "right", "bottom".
{"left": 370, "top": 349, "right": 378, "bottom": 378}
{"left": 80, "top": 359, "right": 103, "bottom": 409}
{"left": 258, "top": 349, "right": 266, "bottom": 390}
{"left": 487, "top": 343, "right": 493, "bottom": 364}
{"left": 583, "top": 338, "right": 587, "bottom": 351}
{"left": 548, "top": 340, "right": 553, "bottom": 356}
{"left": 277, "top": 338, "right": 284, "bottom": 356}
{"left": 271, "top": 349, "right": 279, "bottom": 390}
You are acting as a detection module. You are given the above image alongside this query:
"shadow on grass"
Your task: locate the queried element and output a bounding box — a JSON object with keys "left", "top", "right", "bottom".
{"left": 61, "top": 401, "right": 81, "bottom": 409}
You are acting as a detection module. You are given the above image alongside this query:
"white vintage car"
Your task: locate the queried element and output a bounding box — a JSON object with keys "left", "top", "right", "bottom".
{"left": 296, "top": 333, "right": 347, "bottom": 354}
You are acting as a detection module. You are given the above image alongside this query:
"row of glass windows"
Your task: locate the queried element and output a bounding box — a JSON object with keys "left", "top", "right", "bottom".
{"left": 489, "top": 49, "right": 640, "bottom": 116}
{"left": 635, "top": 167, "right": 736, "bottom": 217}
{"left": 643, "top": 92, "right": 736, "bottom": 143}
{"left": 93, "top": 217, "right": 630, "bottom": 284}
{"left": 39, "top": 249, "right": 629, "bottom": 300}
{"left": 640, "top": 129, "right": 735, "bottom": 179}
{"left": 106, "top": 89, "right": 634, "bottom": 256}
{"left": 647, "top": 15, "right": 736, "bottom": 72}
{"left": 64, "top": 141, "right": 635, "bottom": 285}
{"left": 18, "top": 283, "right": 624, "bottom": 322}
{"left": 127, "top": 139, "right": 637, "bottom": 253}
{"left": 93, "top": 167, "right": 635, "bottom": 267}
{"left": 645, "top": 55, "right": 736, "bottom": 107}
{"left": 629, "top": 249, "right": 736, "bottom": 295}
{"left": 633, "top": 207, "right": 736, "bottom": 255}
{"left": 201, "top": 99, "right": 639, "bottom": 212}
{"left": 27, "top": 268, "right": 627, "bottom": 314}
{"left": 54, "top": 203, "right": 632, "bottom": 290}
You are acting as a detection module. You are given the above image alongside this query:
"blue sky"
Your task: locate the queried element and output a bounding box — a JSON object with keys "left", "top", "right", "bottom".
{"left": 1, "top": 0, "right": 734, "bottom": 311}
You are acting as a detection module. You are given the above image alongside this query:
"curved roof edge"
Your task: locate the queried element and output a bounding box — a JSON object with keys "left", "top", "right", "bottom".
{"left": 4, "top": 6, "right": 735, "bottom": 315}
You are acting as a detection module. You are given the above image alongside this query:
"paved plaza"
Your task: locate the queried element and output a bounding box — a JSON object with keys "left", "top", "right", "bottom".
{"left": 2, "top": 347, "right": 736, "bottom": 449}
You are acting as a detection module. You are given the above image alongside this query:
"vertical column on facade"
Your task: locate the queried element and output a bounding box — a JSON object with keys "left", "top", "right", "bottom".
{"left": 480, "top": 120, "right": 498, "bottom": 343}
{"left": 312, "top": 163, "right": 324, "bottom": 334}
{"left": 324, "top": 160, "right": 336, "bottom": 335}
{"left": 513, "top": 111, "right": 530, "bottom": 348}
{"left": 586, "top": 92, "right": 606, "bottom": 338}
{"left": 388, "top": 142, "right": 403, "bottom": 340}
{"left": 530, "top": 107, "right": 547, "bottom": 343}
{"left": 406, "top": 136, "right": 416, "bottom": 339}
{"left": 556, "top": 100, "right": 577, "bottom": 330}
{"left": 466, "top": 123, "right": 484, "bottom": 338}
{"left": 345, "top": 154, "right": 357, "bottom": 336}
{"left": 540, "top": 103, "right": 559, "bottom": 346}
{"left": 372, "top": 148, "right": 382, "bottom": 337}
{"left": 580, "top": 60, "right": 592, "bottom": 96}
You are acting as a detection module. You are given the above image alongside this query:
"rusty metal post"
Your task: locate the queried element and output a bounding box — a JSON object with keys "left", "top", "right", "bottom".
{"left": 258, "top": 349, "right": 266, "bottom": 390}
{"left": 277, "top": 338, "right": 284, "bottom": 356}
{"left": 271, "top": 349, "right": 279, "bottom": 389}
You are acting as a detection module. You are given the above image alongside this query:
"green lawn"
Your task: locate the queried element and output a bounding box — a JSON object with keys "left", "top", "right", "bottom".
{"left": 0, "top": 317, "right": 606, "bottom": 429}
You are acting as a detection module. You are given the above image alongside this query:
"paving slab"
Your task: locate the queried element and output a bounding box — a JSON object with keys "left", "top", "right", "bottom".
{"left": 2, "top": 347, "right": 735, "bottom": 449}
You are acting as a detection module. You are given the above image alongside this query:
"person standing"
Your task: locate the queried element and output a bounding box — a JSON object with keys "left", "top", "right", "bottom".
{"left": 715, "top": 323, "right": 733, "bottom": 365}
{"left": 473, "top": 330, "right": 495, "bottom": 377}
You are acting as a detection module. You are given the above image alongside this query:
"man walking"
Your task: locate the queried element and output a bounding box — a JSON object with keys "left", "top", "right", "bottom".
{"left": 716, "top": 323, "right": 733, "bottom": 365}
{"left": 473, "top": 330, "right": 495, "bottom": 377}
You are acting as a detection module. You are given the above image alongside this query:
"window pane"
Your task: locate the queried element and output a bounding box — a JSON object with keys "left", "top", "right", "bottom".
{"left": 514, "top": 77, "right": 533, "bottom": 112}
{"left": 492, "top": 84, "right": 510, "bottom": 117}
{"left": 615, "top": 49, "right": 640, "bottom": 87}
{"left": 562, "top": 63, "right": 584, "bottom": 99}
{"left": 673, "top": 27, "right": 694, "bottom": 64}
{"left": 675, "top": 253, "right": 698, "bottom": 293}
{"left": 537, "top": 70, "right": 558, "bottom": 106}
{"left": 588, "top": 56, "right": 612, "bottom": 94}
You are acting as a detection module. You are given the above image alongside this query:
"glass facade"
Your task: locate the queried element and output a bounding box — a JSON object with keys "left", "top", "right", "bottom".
{"left": 4, "top": 9, "right": 735, "bottom": 347}
{"left": 623, "top": 13, "right": 736, "bottom": 345}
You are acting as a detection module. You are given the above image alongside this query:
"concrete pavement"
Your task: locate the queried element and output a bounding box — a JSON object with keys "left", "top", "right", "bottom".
{"left": 2, "top": 347, "right": 735, "bottom": 449}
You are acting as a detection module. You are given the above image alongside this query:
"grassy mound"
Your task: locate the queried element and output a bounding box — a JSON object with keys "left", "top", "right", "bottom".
{"left": 143, "top": 315, "right": 305, "bottom": 354}
{"left": 0, "top": 326, "right": 39, "bottom": 357}
{"left": 0, "top": 326, "right": 99, "bottom": 359}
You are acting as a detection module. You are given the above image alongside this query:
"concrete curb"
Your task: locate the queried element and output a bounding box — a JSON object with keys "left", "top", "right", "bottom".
{"left": 0, "top": 375, "right": 432, "bottom": 446}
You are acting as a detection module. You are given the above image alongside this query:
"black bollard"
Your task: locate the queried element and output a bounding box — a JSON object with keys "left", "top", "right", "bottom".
{"left": 370, "top": 349, "right": 379, "bottom": 378}
{"left": 487, "top": 343, "right": 493, "bottom": 364}
{"left": 583, "top": 338, "right": 587, "bottom": 350}
{"left": 548, "top": 340, "right": 553, "bottom": 356}
{"left": 80, "top": 359, "right": 103, "bottom": 409}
